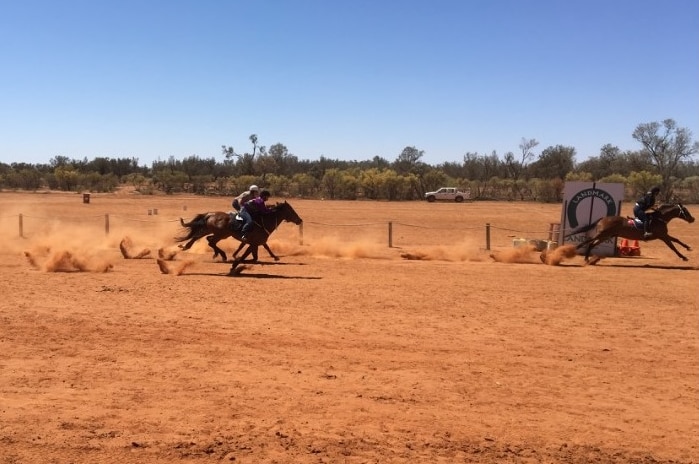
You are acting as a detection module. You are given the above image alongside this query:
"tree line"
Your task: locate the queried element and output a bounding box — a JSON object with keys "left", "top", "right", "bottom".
{"left": 2, "top": 119, "right": 698, "bottom": 203}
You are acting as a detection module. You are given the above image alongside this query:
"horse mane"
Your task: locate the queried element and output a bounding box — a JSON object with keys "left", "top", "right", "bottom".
{"left": 656, "top": 203, "right": 681, "bottom": 213}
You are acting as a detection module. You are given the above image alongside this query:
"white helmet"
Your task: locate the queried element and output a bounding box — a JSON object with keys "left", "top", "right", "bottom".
{"left": 249, "top": 184, "right": 259, "bottom": 192}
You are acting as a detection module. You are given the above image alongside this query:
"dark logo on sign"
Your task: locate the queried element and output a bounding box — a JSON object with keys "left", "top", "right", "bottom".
{"left": 567, "top": 188, "right": 617, "bottom": 228}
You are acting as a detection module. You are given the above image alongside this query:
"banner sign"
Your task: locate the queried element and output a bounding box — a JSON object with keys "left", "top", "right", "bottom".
{"left": 559, "top": 182, "right": 625, "bottom": 256}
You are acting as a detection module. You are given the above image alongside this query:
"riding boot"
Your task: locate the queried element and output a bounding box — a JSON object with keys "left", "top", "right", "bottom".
{"left": 643, "top": 221, "right": 652, "bottom": 239}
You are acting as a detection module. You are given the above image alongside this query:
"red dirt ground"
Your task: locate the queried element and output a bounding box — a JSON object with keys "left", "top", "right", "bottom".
{"left": 1, "top": 191, "right": 697, "bottom": 463}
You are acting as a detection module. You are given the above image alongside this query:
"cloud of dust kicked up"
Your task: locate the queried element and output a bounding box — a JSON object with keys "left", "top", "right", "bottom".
{"left": 282, "top": 236, "right": 486, "bottom": 262}
{"left": 542, "top": 244, "right": 579, "bottom": 265}
{"left": 14, "top": 220, "right": 116, "bottom": 273}
{"left": 488, "top": 244, "right": 579, "bottom": 265}
{"left": 489, "top": 244, "right": 542, "bottom": 264}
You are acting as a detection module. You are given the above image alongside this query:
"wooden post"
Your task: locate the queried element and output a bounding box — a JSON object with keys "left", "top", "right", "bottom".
{"left": 485, "top": 223, "right": 491, "bottom": 251}
{"left": 104, "top": 214, "right": 110, "bottom": 236}
{"left": 388, "top": 222, "right": 393, "bottom": 248}
{"left": 548, "top": 223, "right": 561, "bottom": 242}
{"left": 298, "top": 223, "right": 303, "bottom": 245}
{"left": 19, "top": 213, "right": 24, "bottom": 238}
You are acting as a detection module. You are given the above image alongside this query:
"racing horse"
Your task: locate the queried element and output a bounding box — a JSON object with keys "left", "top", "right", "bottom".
{"left": 175, "top": 201, "right": 303, "bottom": 264}
{"left": 563, "top": 202, "right": 694, "bottom": 262}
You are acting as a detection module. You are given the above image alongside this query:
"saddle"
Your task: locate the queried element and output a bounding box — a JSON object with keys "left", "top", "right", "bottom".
{"left": 626, "top": 216, "right": 654, "bottom": 230}
{"left": 229, "top": 212, "right": 244, "bottom": 233}
{"left": 626, "top": 218, "right": 644, "bottom": 229}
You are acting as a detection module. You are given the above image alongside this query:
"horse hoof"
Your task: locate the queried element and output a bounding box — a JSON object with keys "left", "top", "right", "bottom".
{"left": 274, "top": 257, "right": 280, "bottom": 261}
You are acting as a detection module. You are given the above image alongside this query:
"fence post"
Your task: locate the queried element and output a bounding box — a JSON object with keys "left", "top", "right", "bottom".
{"left": 104, "top": 214, "right": 110, "bottom": 236}
{"left": 485, "top": 223, "right": 491, "bottom": 251}
{"left": 298, "top": 223, "right": 303, "bottom": 245}
{"left": 19, "top": 213, "right": 24, "bottom": 238}
{"left": 388, "top": 221, "right": 393, "bottom": 248}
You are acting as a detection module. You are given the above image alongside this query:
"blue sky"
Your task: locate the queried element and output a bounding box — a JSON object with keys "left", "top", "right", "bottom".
{"left": 2, "top": 0, "right": 698, "bottom": 167}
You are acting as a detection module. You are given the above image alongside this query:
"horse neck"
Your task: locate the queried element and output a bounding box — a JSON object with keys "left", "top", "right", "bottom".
{"left": 261, "top": 209, "right": 283, "bottom": 233}
{"left": 658, "top": 204, "right": 681, "bottom": 222}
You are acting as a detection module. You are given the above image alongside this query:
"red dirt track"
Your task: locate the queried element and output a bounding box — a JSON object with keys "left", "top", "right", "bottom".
{"left": 1, "top": 192, "right": 697, "bottom": 463}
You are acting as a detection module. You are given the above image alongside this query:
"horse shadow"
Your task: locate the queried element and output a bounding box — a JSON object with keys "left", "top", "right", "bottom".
{"left": 225, "top": 272, "right": 322, "bottom": 280}
{"left": 585, "top": 261, "right": 698, "bottom": 271}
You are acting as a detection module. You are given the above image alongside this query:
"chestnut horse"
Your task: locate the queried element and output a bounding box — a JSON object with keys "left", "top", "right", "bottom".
{"left": 175, "top": 201, "right": 303, "bottom": 265}
{"left": 564, "top": 203, "right": 694, "bottom": 262}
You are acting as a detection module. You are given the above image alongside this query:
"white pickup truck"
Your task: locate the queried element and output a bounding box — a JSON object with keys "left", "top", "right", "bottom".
{"left": 424, "top": 187, "right": 471, "bottom": 203}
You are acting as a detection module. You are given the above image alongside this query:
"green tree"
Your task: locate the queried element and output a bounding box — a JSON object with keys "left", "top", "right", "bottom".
{"left": 627, "top": 171, "right": 663, "bottom": 199}
{"left": 632, "top": 119, "right": 699, "bottom": 199}
{"left": 321, "top": 168, "right": 342, "bottom": 200}
{"left": 529, "top": 145, "right": 575, "bottom": 180}
{"left": 504, "top": 137, "right": 538, "bottom": 199}
{"left": 393, "top": 146, "right": 423, "bottom": 175}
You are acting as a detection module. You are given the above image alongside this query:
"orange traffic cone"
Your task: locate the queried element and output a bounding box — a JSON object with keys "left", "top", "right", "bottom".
{"left": 631, "top": 239, "right": 641, "bottom": 256}
{"left": 620, "top": 238, "right": 629, "bottom": 248}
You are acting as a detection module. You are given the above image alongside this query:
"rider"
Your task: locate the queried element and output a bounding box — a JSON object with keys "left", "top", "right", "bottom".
{"left": 232, "top": 184, "right": 259, "bottom": 212}
{"left": 634, "top": 186, "right": 660, "bottom": 239}
{"left": 240, "top": 189, "right": 272, "bottom": 242}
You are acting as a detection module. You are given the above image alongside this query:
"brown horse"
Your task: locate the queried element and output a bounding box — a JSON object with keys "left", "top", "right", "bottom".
{"left": 564, "top": 203, "right": 695, "bottom": 262}
{"left": 175, "top": 201, "right": 303, "bottom": 265}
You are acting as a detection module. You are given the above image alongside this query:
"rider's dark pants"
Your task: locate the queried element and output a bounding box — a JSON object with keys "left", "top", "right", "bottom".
{"left": 633, "top": 204, "right": 648, "bottom": 223}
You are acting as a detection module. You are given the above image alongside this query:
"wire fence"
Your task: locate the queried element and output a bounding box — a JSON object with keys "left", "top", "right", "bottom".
{"left": 1, "top": 213, "right": 569, "bottom": 251}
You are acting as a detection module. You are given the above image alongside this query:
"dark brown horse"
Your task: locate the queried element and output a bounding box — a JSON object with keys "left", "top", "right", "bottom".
{"left": 564, "top": 203, "right": 694, "bottom": 262}
{"left": 175, "top": 201, "right": 303, "bottom": 265}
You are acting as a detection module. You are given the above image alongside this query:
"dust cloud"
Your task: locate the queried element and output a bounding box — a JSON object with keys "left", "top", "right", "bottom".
{"left": 119, "top": 236, "right": 151, "bottom": 259}
{"left": 24, "top": 247, "right": 113, "bottom": 273}
{"left": 541, "top": 244, "right": 579, "bottom": 266}
{"left": 156, "top": 258, "right": 196, "bottom": 275}
{"left": 398, "top": 239, "right": 485, "bottom": 262}
{"left": 488, "top": 244, "right": 541, "bottom": 263}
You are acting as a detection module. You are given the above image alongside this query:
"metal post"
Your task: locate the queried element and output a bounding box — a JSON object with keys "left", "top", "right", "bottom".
{"left": 19, "top": 213, "right": 24, "bottom": 238}
{"left": 485, "top": 223, "right": 491, "bottom": 251}
{"left": 104, "top": 214, "right": 110, "bottom": 236}
{"left": 299, "top": 223, "right": 303, "bottom": 245}
{"left": 388, "top": 221, "right": 393, "bottom": 248}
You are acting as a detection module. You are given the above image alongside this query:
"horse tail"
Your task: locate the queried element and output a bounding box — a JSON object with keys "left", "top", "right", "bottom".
{"left": 179, "top": 213, "right": 208, "bottom": 228}
{"left": 175, "top": 213, "right": 209, "bottom": 243}
{"left": 563, "top": 218, "right": 602, "bottom": 238}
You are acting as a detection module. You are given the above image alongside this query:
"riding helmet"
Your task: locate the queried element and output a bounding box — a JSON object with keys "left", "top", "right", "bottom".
{"left": 260, "top": 189, "right": 271, "bottom": 198}
{"left": 249, "top": 184, "right": 259, "bottom": 192}
{"left": 650, "top": 186, "right": 660, "bottom": 194}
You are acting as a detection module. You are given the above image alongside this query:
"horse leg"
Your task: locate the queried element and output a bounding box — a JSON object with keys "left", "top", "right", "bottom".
{"left": 179, "top": 229, "right": 210, "bottom": 250}
{"left": 207, "top": 236, "right": 228, "bottom": 262}
{"left": 232, "top": 241, "right": 246, "bottom": 259}
{"left": 229, "top": 245, "right": 255, "bottom": 275}
{"left": 661, "top": 237, "right": 689, "bottom": 261}
{"left": 666, "top": 234, "right": 692, "bottom": 251}
{"left": 262, "top": 243, "right": 279, "bottom": 261}
{"left": 180, "top": 236, "right": 198, "bottom": 251}
{"left": 583, "top": 237, "right": 603, "bottom": 263}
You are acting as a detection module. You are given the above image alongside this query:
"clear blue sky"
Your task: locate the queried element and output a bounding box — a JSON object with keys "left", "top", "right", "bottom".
{"left": 2, "top": 0, "right": 698, "bottom": 167}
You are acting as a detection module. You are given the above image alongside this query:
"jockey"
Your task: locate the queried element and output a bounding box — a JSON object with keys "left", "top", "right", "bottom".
{"left": 633, "top": 186, "right": 660, "bottom": 239}
{"left": 232, "top": 184, "right": 259, "bottom": 211}
{"left": 240, "top": 189, "right": 272, "bottom": 242}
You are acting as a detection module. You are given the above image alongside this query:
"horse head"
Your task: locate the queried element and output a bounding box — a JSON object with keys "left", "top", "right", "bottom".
{"left": 676, "top": 203, "right": 695, "bottom": 223}
{"left": 274, "top": 201, "right": 303, "bottom": 225}
{"left": 659, "top": 203, "right": 695, "bottom": 224}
